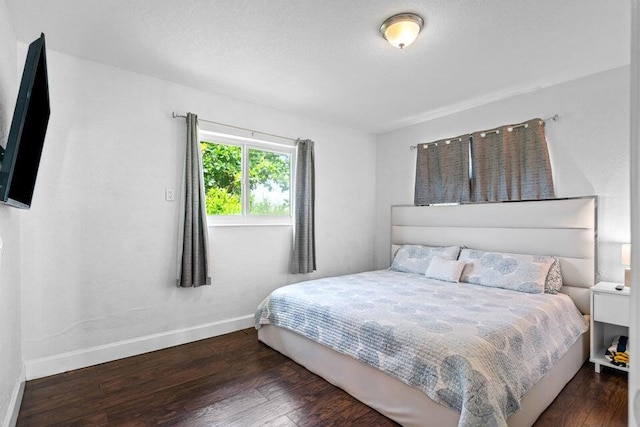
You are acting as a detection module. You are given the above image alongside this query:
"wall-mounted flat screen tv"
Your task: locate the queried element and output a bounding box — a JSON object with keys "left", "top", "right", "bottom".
{"left": 0, "top": 33, "right": 50, "bottom": 209}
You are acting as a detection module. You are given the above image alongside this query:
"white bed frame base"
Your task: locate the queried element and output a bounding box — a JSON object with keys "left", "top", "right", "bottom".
{"left": 259, "top": 324, "right": 588, "bottom": 427}
{"left": 259, "top": 197, "right": 596, "bottom": 426}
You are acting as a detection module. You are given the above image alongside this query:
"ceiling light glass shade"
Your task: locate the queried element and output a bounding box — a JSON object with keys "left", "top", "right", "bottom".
{"left": 380, "top": 13, "right": 424, "bottom": 49}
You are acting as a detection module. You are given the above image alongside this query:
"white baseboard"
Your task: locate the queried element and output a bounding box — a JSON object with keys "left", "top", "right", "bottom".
{"left": 2, "top": 364, "right": 25, "bottom": 427}
{"left": 25, "top": 314, "right": 254, "bottom": 380}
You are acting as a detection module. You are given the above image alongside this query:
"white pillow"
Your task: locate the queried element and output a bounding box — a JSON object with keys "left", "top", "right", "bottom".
{"left": 425, "top": 256, "right": 466, "bottom": 283}
{"left": 390, "top": 245, "right": 461, "bottom": 275}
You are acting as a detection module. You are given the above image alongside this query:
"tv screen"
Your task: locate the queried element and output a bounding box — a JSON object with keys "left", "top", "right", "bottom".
{"left": 0, "top": 33, "right": 50, "bottom": 209}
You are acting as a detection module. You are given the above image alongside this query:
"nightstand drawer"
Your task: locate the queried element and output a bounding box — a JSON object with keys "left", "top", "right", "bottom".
{"left": 593, "top": 293, "right": 630, "bottom": 326}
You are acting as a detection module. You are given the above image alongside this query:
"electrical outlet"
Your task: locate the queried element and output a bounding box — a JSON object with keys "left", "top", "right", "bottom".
{"left": 165, "top": 188, "right": 175, "bottom": 201}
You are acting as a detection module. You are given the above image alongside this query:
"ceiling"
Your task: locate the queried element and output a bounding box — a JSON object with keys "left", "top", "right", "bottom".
{"left": 6, "top": 0, "right": 631, "bottom": 134}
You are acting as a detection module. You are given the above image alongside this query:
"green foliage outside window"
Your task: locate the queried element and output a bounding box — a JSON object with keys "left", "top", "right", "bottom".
{"left": 201, "top": 142, "right": 242, "bottom": 215}
{"left": 205, "top": 187, "right": 242, "bottom": 215}
{"left": 200, "top": 141, "right": 291, "bottom": 216}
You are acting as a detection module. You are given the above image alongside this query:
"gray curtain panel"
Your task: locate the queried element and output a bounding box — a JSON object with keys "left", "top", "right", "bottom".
{"left": 471, "top": 118, "right": 555, "bottom": 202}
{"left": 414, "top": 135, "right": 471, "bottom": 205}
{"left": 291, "top": 139, "right": 316, "bottom": 274}
{"left": 177, "top": 112, "right": 211, "bottom": 287}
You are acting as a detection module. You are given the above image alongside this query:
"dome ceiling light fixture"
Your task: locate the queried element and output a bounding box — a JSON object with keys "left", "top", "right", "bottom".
{"left": 380, "top": 13, "right": 424, "bottom": 49}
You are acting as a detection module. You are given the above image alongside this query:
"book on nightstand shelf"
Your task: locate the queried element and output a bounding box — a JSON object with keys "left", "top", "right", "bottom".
{"left": 604, "top": 335, "right": 629, "bottom": 367}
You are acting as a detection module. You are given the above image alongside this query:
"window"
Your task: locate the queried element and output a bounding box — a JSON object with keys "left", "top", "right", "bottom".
{"left": 200, "top": 132, "right": 294, "bottom": 225}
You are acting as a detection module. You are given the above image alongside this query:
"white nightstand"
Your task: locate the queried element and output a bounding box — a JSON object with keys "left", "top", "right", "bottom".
{"left": 590, "top": 282, "right": 630, "bottom": 373}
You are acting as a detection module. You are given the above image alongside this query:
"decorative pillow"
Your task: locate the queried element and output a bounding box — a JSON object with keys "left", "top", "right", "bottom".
{"left": 458, "top": 249, "right": 555, "bottom": 294}
{"left": 390, "top": 245, "right": 461, "bottom": 275}
{"left": 545, "top": 257, "right": 563, "bottom": 294}
{"left": 425, "top": 256, "right": 466, "bottom": 283}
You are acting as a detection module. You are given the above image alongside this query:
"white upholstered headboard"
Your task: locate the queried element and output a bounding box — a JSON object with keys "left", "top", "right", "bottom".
{"left": 390, "top": 197, "right": 597, "bottom": 314}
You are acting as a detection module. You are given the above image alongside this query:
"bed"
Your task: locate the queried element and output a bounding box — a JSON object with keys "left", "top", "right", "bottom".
{"left": 255, "top": 197, "right": 596, "bottom": 427}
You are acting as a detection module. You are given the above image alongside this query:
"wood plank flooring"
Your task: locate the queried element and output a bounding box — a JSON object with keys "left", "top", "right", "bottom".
{"left": 17, "top": 328, "right": 628, "bottom": 426}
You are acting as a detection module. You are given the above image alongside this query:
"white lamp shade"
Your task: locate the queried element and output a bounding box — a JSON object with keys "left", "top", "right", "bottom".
{"left": 380, "top": 13, "right": 424, "bottom": 49}
{"left": 622, "top": 243, "right": 631, "bottom": 266}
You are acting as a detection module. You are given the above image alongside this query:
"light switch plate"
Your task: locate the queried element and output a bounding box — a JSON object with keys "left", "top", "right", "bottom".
{"left": 165, "top": 188, "right": 175, "bottom": 201}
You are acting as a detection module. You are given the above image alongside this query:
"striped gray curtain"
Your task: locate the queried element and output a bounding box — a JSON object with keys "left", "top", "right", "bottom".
{"left": 177, "top": 113, "right": 211, "bottom": 287}
{"left": 471, "top": 118, "right": 555, "bottom": 202}
{"left": 291, "top": 139, "right": 316, "bottom": 274}
{"left": 414, "top": 135, "right": 471, "bottom": 205}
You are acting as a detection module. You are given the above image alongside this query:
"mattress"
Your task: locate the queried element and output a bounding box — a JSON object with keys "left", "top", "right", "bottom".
{"left": 255, "top": 270, "right": 589, "bottom": 427}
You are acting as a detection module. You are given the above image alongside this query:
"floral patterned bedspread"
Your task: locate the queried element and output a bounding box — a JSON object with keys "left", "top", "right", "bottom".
{"left": 255, "top": 270, "right": 588, "bottom": 427}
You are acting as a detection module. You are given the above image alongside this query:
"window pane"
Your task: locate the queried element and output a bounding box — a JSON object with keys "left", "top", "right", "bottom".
{"left": 248, "top": 149, "right": 290, "bottom": 215}
{"left": 200, "top": 141, "right": 242, "bottom": 215}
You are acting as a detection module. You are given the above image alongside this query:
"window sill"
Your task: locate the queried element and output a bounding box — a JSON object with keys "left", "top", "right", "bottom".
{"left": 207, "top": 222, "right": 292, "bottom": 228}
{"left": 207, "top": 215, "right": 292, "bottom": 227}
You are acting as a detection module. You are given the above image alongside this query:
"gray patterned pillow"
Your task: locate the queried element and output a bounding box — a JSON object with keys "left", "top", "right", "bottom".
{"left": 390, "top": 245, "right": 461, "bottom": 275}
{"left": 545, "top": 257, "right": 563, "bottom": 294}
{"left": 459, "top": 249, "right": 555, "bottom": 294}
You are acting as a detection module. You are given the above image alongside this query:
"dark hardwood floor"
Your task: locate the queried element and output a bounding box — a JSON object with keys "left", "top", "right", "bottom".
{"left": 17, "top": 328, "right": 627, "bottom": 426}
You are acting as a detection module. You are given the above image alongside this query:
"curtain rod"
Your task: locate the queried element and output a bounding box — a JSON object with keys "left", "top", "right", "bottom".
{"left": 409, "top": 115, "right": 559, "bottom": 150}
{"left": 172, "top": 112, "right": 297, "bottom": 142}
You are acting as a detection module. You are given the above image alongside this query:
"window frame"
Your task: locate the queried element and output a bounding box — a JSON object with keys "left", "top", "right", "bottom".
{"left": 199, "top": 130, "right": 295, "bottom": 227}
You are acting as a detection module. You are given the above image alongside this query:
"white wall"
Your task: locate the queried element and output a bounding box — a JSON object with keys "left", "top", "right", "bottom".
{"left": 20, "top": 48, "right": 376, "bottom": 376}
{"left": 375, "top": 66, "right": 630, "bottom": 283}
{"left": 0, "top": 0, "right": 24, "bottom": 424}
